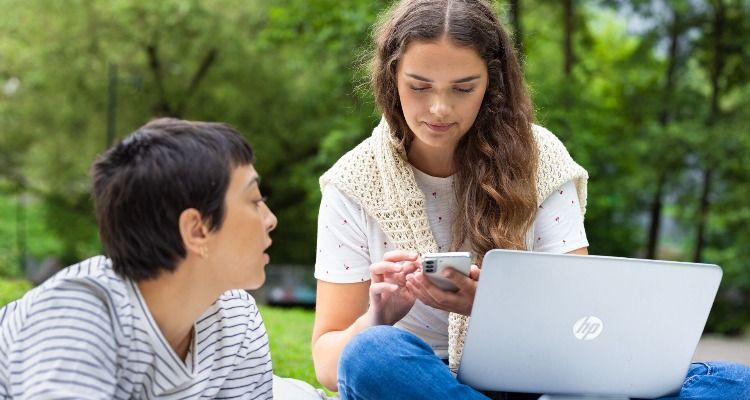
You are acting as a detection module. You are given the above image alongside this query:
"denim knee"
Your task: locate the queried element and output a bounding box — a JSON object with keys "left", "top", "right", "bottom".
{"left": 337, "top": 326, "right": 489, "bottom": 400}
{"left": 678, "top": 361, "right": 750, "bottom": 399}
{"left": 339, "top": 325, "right": 406, "bottom": 376}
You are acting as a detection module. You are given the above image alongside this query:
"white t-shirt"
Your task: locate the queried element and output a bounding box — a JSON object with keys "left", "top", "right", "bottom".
{"left": 315, "top": 167, "right": 588, "bottom": 359}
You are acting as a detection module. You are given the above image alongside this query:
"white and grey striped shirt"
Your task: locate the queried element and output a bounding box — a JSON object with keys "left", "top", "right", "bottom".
{"left": 0, "top": 256, "right": 273, "bottom": 399}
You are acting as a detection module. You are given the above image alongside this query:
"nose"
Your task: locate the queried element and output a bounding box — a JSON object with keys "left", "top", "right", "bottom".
{"left": 263, "top": 203, "right": 278, "bottom": 232}
{"left": 429, "top": 93, "right": 451, "bottom": 118}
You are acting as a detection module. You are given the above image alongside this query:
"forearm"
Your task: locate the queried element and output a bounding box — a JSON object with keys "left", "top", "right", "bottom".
{"left": 312, "top": 313, "right": 373, "bottom": 391}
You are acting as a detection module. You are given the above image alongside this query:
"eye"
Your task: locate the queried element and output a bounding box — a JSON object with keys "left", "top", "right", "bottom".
{"left": 409, "top": 85, "right": 430, "bottom": 92}
{"left": 454, "top": 87, "right": 475, "bottom": 93}
{"left": 252, "top": 196, "right": 268, "bottom": 206}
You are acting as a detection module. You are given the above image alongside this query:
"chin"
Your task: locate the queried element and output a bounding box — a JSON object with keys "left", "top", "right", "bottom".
{"left": 244, "top": 271, "right": 266, "bottom": 291}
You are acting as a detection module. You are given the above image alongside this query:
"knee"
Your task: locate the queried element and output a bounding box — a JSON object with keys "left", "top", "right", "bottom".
{"left": 339, "top": 325, "right": 402, "bottom": 373}
{"left": 682, "top": 362, "right": 750, "bottom": 398}
{"left": 338, "top": 325, "right": 427, "bottom": 383}
{"left": 696, "top": 361, "right": 750, "bottom": 382}
{"left": 713, "top": 361, "right": 750, "bottom": 382}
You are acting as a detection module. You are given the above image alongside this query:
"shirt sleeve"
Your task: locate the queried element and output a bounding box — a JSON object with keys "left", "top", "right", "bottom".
{"left": 314, "top": 185, "right": 373, "bottom": 283}
{"left": 6, "top": 284, "right": 117, "bottom": 399}
{"left": 532, "top": 180, "right": 589, "bottom": 253}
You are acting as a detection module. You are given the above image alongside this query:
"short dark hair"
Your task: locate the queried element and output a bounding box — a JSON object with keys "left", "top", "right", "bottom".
{"left": 91, "top": 118, "right": 255, "bottom": 281}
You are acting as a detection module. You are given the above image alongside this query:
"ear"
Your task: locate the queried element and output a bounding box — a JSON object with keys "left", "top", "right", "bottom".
{"left": 179, "top": 208, "right": 211, "bottom": 258}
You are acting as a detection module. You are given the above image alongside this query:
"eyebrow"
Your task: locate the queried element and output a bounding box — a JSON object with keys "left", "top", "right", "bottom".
{"left": 244, "top": 176, "right": 261, "bottom": 191}
{"left": 405, "top": 73, "right": 481, "bottom": 84}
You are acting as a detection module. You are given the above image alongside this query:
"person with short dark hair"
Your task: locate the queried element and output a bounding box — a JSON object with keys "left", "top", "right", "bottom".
{"left": 0, "top": 118, "right": 277, "bottom": 399}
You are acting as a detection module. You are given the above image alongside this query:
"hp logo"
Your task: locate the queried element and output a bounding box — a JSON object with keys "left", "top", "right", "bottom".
{"left": 573, "top": 316, "right": 603, "bottom": 340}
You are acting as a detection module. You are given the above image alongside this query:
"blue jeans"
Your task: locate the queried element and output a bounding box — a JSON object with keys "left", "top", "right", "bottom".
{"left": 338, "top": 325, "right": 750, "bottom": 400}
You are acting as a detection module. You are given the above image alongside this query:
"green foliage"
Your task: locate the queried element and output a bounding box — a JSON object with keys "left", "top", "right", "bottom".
{"left": 0, "top": 186, "right": 66, "bottom": 277}
{"left": 0, "top": 279, "right": 33, "bottom": 307}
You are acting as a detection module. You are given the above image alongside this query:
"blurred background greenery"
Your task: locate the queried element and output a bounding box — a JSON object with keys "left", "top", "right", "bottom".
{"left": 1, "top": 0, "right": 749, "bottom": 339}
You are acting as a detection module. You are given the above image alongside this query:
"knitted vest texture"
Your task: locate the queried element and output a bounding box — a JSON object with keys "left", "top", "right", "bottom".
{"left": 320, "top": 118, "right": 589, "bottom": 370}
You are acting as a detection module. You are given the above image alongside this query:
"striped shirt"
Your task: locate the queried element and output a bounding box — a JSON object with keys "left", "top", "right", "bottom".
{"left": 0, "top": 256, "right": 273, "bottom": 399}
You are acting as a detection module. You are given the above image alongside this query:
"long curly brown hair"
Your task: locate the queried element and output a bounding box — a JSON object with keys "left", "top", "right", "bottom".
{"left": 371, "top": 0, "right": 538, "bottom": 259}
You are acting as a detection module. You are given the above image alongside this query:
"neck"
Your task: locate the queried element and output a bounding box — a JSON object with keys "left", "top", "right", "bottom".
{"left": 137, "top": 258, "right": 220, "bottom": 361}
{"left": 407, "top": 142, "right": 456, "bottom": 177}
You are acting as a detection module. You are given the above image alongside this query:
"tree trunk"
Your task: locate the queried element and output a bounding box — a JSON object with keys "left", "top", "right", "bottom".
{"left": 693, "top": 168, "right": 713, "bottom": 262}
{"left": 146, "top": 43, "right": 177, "bottom": 117}
{"left": 509, "top": 0, "right": 523, "bottom": 57}
{"left": 646, "top": 172, "right": 665, "bottom": 259}
{"left": 647, "top": 8, "right": 682, "bottom": 259}
{"left": 693, "top": 0, "right": 725, "bottom": 262}
{"left": 659, "top": 10, "right": 680, "bottom": 126}
{"left": 707, "top": 0, "right": 725, "bottom": 125}
{"left": 176, "top": 48, "right": 218, "bottom": 116}
{"left": 563, "top": 0, "right": 574, "bottom": 77}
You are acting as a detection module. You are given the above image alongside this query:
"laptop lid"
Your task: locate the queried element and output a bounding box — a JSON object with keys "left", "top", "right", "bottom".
{"left": 456, "top": 249, "right": 722, "bottom": 398}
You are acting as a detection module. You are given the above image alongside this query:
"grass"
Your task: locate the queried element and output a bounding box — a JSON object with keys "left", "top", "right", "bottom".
{"left": 259, "top": 306, "right": 321, "bottom": 387}
{"left": 0, "top": 279, "right": 323, "bottom": 389}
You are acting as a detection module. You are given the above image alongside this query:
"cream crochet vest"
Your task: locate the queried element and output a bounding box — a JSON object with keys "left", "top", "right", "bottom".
{"left": 320, "top": 118, "right": 589, "bottom": 370}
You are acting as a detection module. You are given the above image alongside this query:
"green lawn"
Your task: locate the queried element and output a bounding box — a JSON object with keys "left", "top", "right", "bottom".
{"left": 0, "top": 279, "right": 323, "bottom": 389}
{"left": 259, "top": 306, "right": 320, "bottom": 386}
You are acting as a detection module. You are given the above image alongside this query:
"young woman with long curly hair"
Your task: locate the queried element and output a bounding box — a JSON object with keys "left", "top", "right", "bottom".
{"left": 310, "top": 1, "right": 749, "bottom": 399}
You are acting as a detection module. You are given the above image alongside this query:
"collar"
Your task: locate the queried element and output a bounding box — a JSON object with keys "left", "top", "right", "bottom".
{"left": 126, "top": 280, "right": 195, "bottom": 395}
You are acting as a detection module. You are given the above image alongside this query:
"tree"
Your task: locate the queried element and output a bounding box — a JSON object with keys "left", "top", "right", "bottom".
{"left": 508, "top": 0, "right": 524, "bottom": 57}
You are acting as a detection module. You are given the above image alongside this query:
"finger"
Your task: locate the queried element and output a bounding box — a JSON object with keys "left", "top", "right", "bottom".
{"left": 444, "top": 267, "right": 477, "bottom": 293}
{"left": 369, "top": 281, "right": 399, "bottom": 297}
{"left": 410, "top": 272, "right": 452, "bottom": 307}
{"left": 400, "top": 260, "right": 419, "bottom": 275}
{"left": 469, "top": 265, "right": 480, "bottom": 281}
{"left": 389, "top": 261, "right": 419, "bottom": 285}
{"left": 405, "top": 273, "right": 424, "bottom": 293}
{"left": 370, "top": 261, "right": 404, "bottom": 277}
{"left": 405, "top": 279, "right": 422, "bottom": 300}
{"left": 383, "top": 250, "right": 420, "bottom": 263}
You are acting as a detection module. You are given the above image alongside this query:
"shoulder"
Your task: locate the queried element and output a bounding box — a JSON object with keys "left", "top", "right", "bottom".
{"left": 39, "top": 256, "right": 129, "bottom": 313}
{"left": 531, "top": 124, "right": 589, "bottom": 208}
{"left": 531, "top": 124, "right": 573, "bottom": 161}
{"left": 200, "top": 290, "right": 265, "bottom": 335}
{"left": 8, "top": 256, "right": 129, "bottom": 322}
{"left": 319, "top": 135, "right": 376, "bottom": 191}
{"left": 1, "top": 257, "right": 130, "bottom": 375}
{"left": 198, "top": 290, "right": 269, "bottom": 361}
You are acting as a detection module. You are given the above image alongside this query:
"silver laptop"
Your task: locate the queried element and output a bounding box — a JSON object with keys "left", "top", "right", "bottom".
{"left": 457, "top": 249, "right": 722, "bottom": 399}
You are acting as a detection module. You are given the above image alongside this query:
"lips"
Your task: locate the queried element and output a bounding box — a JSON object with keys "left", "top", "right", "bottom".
{"left": 262, "top": 240, "right": 272, "bottom": 264}
{"left": 424, "top": 122, "right": 454, "bottom": 132}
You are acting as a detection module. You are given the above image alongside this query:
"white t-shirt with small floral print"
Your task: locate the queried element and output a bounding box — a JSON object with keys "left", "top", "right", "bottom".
{"left": 315, "top": 166, "right": 588, "bottom": 359}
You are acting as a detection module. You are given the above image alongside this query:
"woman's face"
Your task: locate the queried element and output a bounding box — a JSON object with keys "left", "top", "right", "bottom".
{"left": 207, "top": 164, "right": 277, "bottom": 291}
{"left": 396, "top": 37, "right": 488, "bottom": 156}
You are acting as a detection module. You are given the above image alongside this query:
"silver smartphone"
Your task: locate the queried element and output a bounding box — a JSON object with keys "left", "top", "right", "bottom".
{"left": 421, "top": 252, "right": 472, "bottom": 291}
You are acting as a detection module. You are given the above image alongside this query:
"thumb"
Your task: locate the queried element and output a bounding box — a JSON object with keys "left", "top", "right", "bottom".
{"left": 469, "top": 264, "right": 480, "bottom": 281}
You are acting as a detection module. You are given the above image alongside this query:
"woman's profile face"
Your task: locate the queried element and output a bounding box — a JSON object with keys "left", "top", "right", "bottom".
{"left": 396, "top": 37, "right": 488, "bottom": 156}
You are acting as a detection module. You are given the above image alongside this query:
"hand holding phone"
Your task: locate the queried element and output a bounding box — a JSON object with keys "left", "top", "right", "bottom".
{"left": 421, "top": 252, "right": 472, "bottom": 291}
